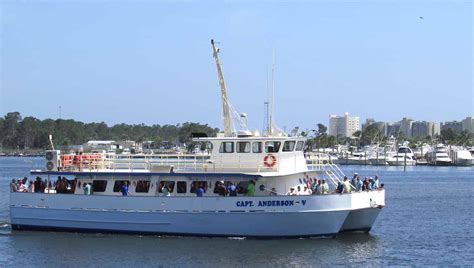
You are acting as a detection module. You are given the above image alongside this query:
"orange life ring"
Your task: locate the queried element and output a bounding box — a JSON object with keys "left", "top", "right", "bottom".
{"left": 263, "top": 154, "right": 277, "bottom": 168}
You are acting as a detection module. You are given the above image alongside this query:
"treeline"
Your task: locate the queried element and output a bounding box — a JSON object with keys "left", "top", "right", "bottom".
{"left": 0, "top": 112, "right": 219, "bottom": 150}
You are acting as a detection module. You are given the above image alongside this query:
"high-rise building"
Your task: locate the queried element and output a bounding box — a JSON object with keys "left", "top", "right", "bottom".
{"left": 328, "top": 113, "right": 360, "bottom": 138}
{"left": 462, "top": 117, "right": 474, "bottom": 133}
{"left": 441, "top": 121, "right": 463, "bottom": 133}
{"left": 411, "top": 121, "right": 435, "bottom": 138}
{"left": 399, "top": 117, "right": 414, "bottom": 138}
{"left": 386, "top": 123, "right": 400, "bottom": 137}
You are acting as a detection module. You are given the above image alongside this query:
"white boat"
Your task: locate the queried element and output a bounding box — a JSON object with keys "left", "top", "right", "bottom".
{"left": 453, "top": 149, "right": 473, "bottom": 166}
{"left": 427, "top": 144, "right": 452, "bottom": 166}
{"left": 386, "top": 146, "right": 416, "bottom": 166}
{"left": 9, "top": 40, "right": 385, "bottom": 238}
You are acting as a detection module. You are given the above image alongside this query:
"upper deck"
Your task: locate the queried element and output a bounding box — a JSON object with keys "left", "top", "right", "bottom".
{"left": 39, "top": 136, "right": 332, "bottom": 176}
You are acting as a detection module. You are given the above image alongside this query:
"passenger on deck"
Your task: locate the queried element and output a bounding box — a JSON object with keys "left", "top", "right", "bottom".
{"left": 269, "top": 187, "right": 277, "bottom": 196}
{"left": 351, "top": 173, "right": 358, "bottom": 188}
{"left": 121, "top": 181, "right": 129, "bottom": 196}
{"left": 246, "top": 180, "right": 256, "bottom": 196}
{"left": 161, "top": 183, "right": 171, "bottom": 196}
{"left": 17, "top": 180, "right": 28, "bottom": 192}
{"left": 304, "top": 186, "right": 312, "bottom": 195}
{"left": 314, "top": 180, "right": 322, "bottom": 195}
{"left": 10, "top": 179, "right": 17, "bottom": 192}
{"left": 362, "top": 177, "right": 370, "bottom": 191}
{"left": 196, "top": 183, "right": 205, "bottom": 197}
{"left": 83, "top": 183, "right": 91, "bottom": 195}
{"left": 28, "top": 181, "right": 34, "bottom": 192}
{"left": 227, "top": 182, "right": 238, "bottom": 196}
{"left": 34, "top": 177, "right": 43, "bottom": 193}
{"left": 356, "top": 177, "right": 363, "bottom": 192}
{"left": 310, "top": 178, "right": 318, "bottom": 193}
{"left": 321, "top": 180, "right": 329, "bottom": 194}
{"left": 217, "top": 181, "right": 227, "bottom": 196}
{"left": 368, "top": 178, "right": 374, "bottom": 190}
{"left": 287, "top": 188, "right": 296, "bottom": 195}
{"left": 296, "top": 185, "right": 302, "bottom": 195}
{"left": 336, "top": 182, "right": 343, "bottom": 194}
{"left": 343, "top": 177, "right": 352, "bottom": 193}
{"left": 373, "top": 176, "right": 380, "bottom": 189}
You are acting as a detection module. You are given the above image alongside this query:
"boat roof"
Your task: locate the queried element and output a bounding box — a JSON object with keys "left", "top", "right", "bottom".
{"left": 30, "top": 170, "right": 262, "bottom": 178}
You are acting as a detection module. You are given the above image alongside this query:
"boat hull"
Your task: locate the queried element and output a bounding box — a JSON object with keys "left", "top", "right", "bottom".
{"left": 340, "top": 207, "right": 382, "bottom": 232}
{"left": 9, "top": 193, "right": 358, "bottom": 238}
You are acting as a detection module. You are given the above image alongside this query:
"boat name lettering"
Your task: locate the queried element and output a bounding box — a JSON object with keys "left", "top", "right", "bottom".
{"left": 236, "top": 200, "right": 304, "bottom": 207}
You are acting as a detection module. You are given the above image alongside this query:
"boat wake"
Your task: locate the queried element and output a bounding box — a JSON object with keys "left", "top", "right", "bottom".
{"left": 0, "top": 222, "right": 11, "bottom": 235}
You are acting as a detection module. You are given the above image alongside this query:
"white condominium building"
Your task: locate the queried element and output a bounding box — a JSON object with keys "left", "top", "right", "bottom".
{"left": 329, "top": 113, "right": 360, "bottom": 138}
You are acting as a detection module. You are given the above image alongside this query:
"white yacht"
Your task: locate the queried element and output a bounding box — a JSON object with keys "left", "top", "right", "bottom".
{"left": 427, "top": 144, "right": 452, "bottom": 166}
{"left": 453, "top": 149, "right": 473, "bottom": 166}
{"left": 386, "top": 146, "right": 416, "bottom": 166}
{"left": 9, "top": 40, "right": 385, "bottom": 238}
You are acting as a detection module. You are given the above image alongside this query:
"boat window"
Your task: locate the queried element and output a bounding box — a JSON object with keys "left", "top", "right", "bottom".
{"left": 265, "top": 141, "right": 281, "bottom": 153}
{"left": 135, "top": 180, "right": 150, "bottom": 193}
{"left": 113, "top": 180, "right": 130, "bottom": 192}
{"left": 237, "top": 142, "right": 251, "bottom": 153}
{"left": 237, "top": 181, "right": 249, "bottom": 194}
{"left": 177, "top": 181, "right": 187, "bottom": 194}
{"left": 252, "top": 142, "right": 262, "bottom": 153}
{"left": 219, "top": 142, "right": 234, "bottom": 153}
{"left": 158, "top": 181, "right": 175, "bottom": 193}
{"left": 282, "top": 141, "right": 296, "bottom": 152}
{"left": 92, "top": 180, "right": 107, "bottom": 192}
{"left": 295, "top": 141, "right": 304, "bottom": 151}
{"left": 190, "top": 181, "right": 208, "bottom": 193}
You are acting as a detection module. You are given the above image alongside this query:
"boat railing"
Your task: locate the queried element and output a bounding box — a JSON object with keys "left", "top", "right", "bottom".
{"left": 58, "top": 152, "right": 334, "bottom": 173}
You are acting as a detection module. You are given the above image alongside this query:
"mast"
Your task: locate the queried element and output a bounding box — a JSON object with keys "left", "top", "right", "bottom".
{"left": 269, "top": 51, "right": 275, "bottom": 136}
{"left": 211, "top": 39, "right": 233, "bottom": 137}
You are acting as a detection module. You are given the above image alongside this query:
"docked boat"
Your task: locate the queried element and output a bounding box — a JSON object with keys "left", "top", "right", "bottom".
{"left": 426, "top": 144, "right": 452, "bottom": 166}
{"left": 453, "top": 149, "right": 473, "bottom": 166}
{"left": 9, "top": 40, "right": 385, "bottom": 238}
{"left": 386, "top": 146, "right": 416, "bottom": 166}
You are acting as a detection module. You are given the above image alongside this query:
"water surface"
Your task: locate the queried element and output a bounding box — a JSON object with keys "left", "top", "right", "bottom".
{"left": 0, "top": 157, "right": 473, "bottom": 266}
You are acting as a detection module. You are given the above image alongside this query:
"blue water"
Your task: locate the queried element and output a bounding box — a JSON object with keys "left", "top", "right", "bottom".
{"left": 0, "top": 157, "right": 473, "bottom": 266}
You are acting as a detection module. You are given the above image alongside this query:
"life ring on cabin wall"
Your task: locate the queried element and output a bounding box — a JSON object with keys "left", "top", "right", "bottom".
{"left": 263, "top": 154, "right": 277, "bottom": 168}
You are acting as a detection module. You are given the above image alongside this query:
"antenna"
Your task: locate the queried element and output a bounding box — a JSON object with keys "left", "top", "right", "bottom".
{"left": 263, "top": 101, "right": 269, "bottom": 135}
{"left": 269, "top": 49, "right": 275, "bottom": 136}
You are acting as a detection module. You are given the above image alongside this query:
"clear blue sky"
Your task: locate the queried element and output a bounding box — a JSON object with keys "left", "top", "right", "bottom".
{"left": 1, "top": 1, "right": 472, "bottom": 132}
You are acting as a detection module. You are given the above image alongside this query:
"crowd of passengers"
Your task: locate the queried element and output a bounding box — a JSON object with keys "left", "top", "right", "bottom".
{"left": 10, "top": 176, "right": 77, "bottom": 194}
{"left": 286, "top": 173, "right": 384, "bottom": 196}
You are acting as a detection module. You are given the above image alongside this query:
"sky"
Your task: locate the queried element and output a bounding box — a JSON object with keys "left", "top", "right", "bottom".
{"left": 1, "top": 0, "right": 472, "bottom": 132}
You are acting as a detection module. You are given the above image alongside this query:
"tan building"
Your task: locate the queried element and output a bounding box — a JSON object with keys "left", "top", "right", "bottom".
{"left": 329, "top": 112, "right": 360, "bottom": 138}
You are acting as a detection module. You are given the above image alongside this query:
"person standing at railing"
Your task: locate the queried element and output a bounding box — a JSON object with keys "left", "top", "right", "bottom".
{"left": 121, "top": 181, "right": 130, "bottom": 196}
{"left": 196, "top": 183, "right": 205, "bottom": 197}
{"left": 247, "top": 180, "right": 256, "bottom": 196}
{"left": 321, "top": 180, "right": 329, "bottom": 194}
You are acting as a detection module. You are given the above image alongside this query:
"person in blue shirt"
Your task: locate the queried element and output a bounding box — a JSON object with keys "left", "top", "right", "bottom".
{"left": 196, "top": 183, "right": 205, "bottom": 197}
{"left": 121, "top": 181, "right": 129, "bottom": 196}
{"left": 356, "top": 177, "right": 363, "bottom": 192}
{"left": 227, "top": 182, "right": 238, "bottom": 196}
